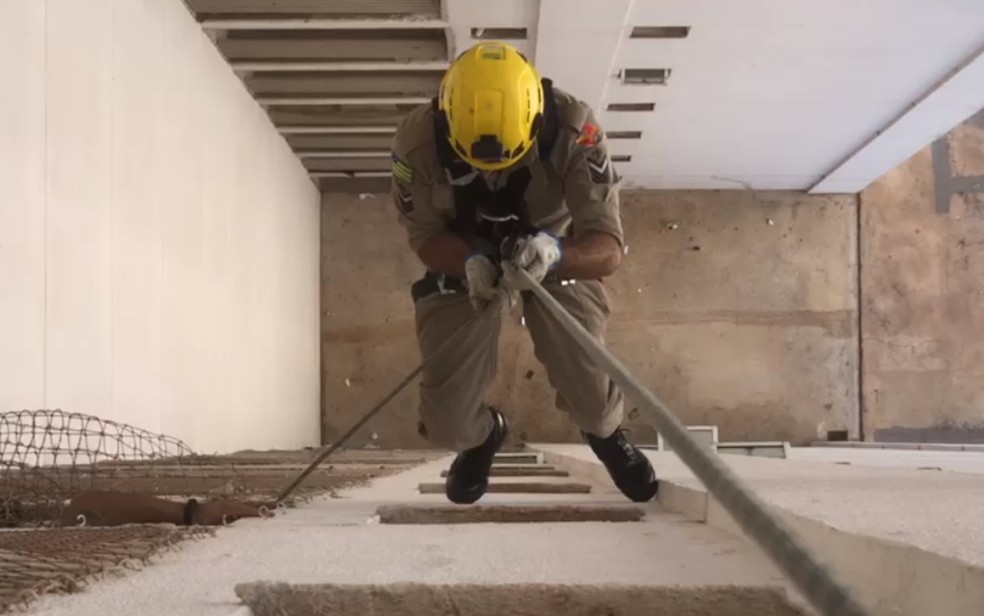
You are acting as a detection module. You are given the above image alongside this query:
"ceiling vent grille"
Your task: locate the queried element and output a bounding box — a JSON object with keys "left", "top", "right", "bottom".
{"left": 471, "top": 27, "right": 528, "bottom": 40}
{"left": 630, "top": 26, "right": 690, "bottom": 39}
{"left": 607, "top": 103, "right": 655, "bottom": 112}
{"left": 622, "top": 68, "right": 671, "bottom": 85}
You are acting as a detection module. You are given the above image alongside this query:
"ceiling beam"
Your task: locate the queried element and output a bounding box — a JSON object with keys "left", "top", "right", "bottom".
{"left": 287, "top": 134, "right": 395, "bottom": 149}
{"left": 317, "top": 176, "right": 392, "bottom": 193}
{"left": 245, "top": 72, "right": 442, "bottom": 96}
{"left": 279, "top": 126, "right": 397, "bottom": 134}
{"left": 202, "top": 18, "right": 449, "bottom": 30}
{"left": 218, "top": 37, "right": 445, "bottom": 62}
{"left": 310, "top": 172, "right": 390, "bottom": 178}
{"left": 233, "top": 60, "right": 450, "bottom": 72}
{"left": 810, "top": 39, "right": 984, "bottom": 194}
{"left": 298, "top": 151, "right": 390, "bottom": 158}
{"left": 305, "top": 158, "right": 391, "bottom": 172}
{"left": 258, "top": 96, "right": 430, "bottom": 105}
{"left": 186, "top": 0, "right": 441, "bottom": 17}
{"left": 270, "top": 106, "right": 409, "bottom": 126}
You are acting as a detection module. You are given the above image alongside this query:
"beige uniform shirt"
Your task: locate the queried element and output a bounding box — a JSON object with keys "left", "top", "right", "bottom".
{"left": 389, "top": 87, "right": 623, "bottom": 255}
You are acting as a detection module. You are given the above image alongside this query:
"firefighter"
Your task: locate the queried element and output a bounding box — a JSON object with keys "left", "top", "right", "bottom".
{"left": 389, "top": 41, "right": 658, "bottom": 505}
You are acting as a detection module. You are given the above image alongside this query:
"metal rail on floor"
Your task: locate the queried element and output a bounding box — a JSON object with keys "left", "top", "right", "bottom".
{"left": 512, "top": 267, "right": 870, "bottom": 616}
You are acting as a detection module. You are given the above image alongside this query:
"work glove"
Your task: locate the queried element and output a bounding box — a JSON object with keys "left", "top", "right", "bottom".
{"left": 464, "top": 253, "right": 501, "bottom": 312}
{"left": 501, "top": 231, "right": 562, "bottom": 290}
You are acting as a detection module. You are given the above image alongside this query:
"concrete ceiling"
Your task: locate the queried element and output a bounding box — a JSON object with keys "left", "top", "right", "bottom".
{"left": 188, "top": 0, "right": 984, "bottom": 194}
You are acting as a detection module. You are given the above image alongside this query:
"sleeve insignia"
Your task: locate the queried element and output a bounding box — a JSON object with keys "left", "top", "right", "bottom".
{"left": 575, "top": 122, "right": 601, "bottom": 147}
{"left": 395, "top": 181, "right": 414, "bottom": 215}
{"left": 391, "top": 152, "right": 414, "bottom": 183}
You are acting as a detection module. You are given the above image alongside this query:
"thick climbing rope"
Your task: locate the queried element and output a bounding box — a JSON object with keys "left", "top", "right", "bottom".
{"left": 514, "top": 268, "right": 870, "bottom": 616}
{"left": 275, "top": 293, "right": 503, "bottom": 505}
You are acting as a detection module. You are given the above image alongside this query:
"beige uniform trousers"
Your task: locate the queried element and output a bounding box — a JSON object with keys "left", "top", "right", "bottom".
{"left": 414, "top": 279, "right": 625, "bottom": 451}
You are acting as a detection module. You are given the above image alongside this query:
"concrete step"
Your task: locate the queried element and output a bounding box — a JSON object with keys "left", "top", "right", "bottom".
{"left": 417, "top": 482, "right": 592, "bottom": 494}
{"left": 647, "top": 425, "right": 719, "bottom": 452}
{"left": 236, "top": 582, "right": 806, "bottom": 616}
{"left": 376, "top": 504, "right": 645, "bottom": 524}
{"left": 441, "top": 467, "right": 570, "bottom": 478}
{"left": 717, "top": 441, "right": 790, "bottom": 459}
{"left": 492, "top": 453, "right": 544, "bottom": 465}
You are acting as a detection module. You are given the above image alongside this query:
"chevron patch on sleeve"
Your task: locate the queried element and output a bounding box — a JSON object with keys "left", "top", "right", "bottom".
{"left": 395, "top": 181, "right": 414, "bottom": 215}
{"left": 586, "top": 147, "right": 613, "bottom": 184}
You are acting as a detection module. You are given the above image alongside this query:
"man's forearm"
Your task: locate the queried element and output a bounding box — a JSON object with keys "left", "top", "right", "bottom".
{"left": 416, "top": 232, "right": 472, "bottom": 279}
{"left": 554, "top": 231, "right": 622, "bottom": 280}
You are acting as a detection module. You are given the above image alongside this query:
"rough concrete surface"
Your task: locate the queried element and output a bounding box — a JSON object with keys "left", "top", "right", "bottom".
{"left": 860, "top": 107, "right": 984, "bottom": 443}
{"left": 536, "top": 444, "right": 984, "bottom": 616}
{"left": 321, "top": 189, "right": 859, "bottom": 447}
{"left": 440, "top": 467, "right": 570, "bottom": 477}
{"left": 540, "top": 445, "right": 984, "bottom": 566}
{"left": 790, "top": 446, "right": 984, "bottom": 476}
{"left": 416, "top": 481, "right": 591, "bottom": 494}
{"left": 236, "top": 582, "right": 807, "bottom": 616}
{"left": 21, "top": 455, "right": 800, "bottom": 616}
{"left": 377, "top": 503, "right": 641, "bottom": 524}
{"left": 947, "top": 108, "right": 984, "bottom": 177}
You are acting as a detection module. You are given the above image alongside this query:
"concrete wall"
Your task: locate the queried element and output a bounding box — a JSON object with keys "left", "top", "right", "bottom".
{"left": 321, "top": 190, "right": 859, "bottom": 447}
{"left": 859, "top": 108, "right": 984, "bottom": 443}
{"left": 0, "top": 0, "right": 321, "bottom": 453}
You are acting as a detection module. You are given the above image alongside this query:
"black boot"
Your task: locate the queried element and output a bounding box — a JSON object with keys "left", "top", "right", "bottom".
{"left": 585, "top": 428, "right": 659, "bottom": 502}
{"left": 445, "top": 408, "right": 509, "bottom": 505}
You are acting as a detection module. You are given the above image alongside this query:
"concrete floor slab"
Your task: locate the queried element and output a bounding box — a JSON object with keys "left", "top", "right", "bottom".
{"left": 492, "top": 453, "right": 543, "bottom": 465}
{"left": 536, "top": 444, "right": 984, "bottom": 565}
{"left": 22, "top": 454, "right": 799, "bottom": 616}
{"left": 533, "top": 443, "right": 984, "bottom": 616}
{"left": 440, "top": 467, "right": 570, "bottom": 477}
{"left": 236, "top": 582, "right": 807, "bottom": 616}
{"left": 417, "top": 481, "right": 592, "bottom": 494}
{"left": 791, "top": 446, "right": 984, "bottom": 476}
{"left": 378, "top": 503, "right": 641, "bottom": 524}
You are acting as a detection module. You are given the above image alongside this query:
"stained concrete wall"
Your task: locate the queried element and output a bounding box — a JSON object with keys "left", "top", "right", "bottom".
{"left": 321, "top": 191, "right": 859, "bottom": 447}
{"left": 859, "top": 108, "right": 984, "bottom": 443}
{"left": 0, "top": 0, "right": 321, "bottom": 453}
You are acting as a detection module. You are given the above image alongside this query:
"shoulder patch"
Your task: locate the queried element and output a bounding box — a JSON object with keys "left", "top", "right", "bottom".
{"left": 586, "top": 147, "right": 613, "bottom": 184}
{"left": 575, "top": 122, "right": 600, "bottom": 147}
{"left": 391, "top": 152, "right": 414, "bottom": 184}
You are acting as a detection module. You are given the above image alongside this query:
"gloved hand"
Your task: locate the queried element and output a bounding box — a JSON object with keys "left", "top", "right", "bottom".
{"left": 464, "top": 254, "right": 501, "bottom": 312}
{"left": 501, "top": 231, "right": 562, "bottom": 290}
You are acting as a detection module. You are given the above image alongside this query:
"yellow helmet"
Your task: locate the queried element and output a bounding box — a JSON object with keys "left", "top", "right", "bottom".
{"left": 437, "top": 42, "right": 545, "bottom": 171}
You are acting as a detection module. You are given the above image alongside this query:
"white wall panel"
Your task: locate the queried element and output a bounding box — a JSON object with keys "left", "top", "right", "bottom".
{"left": 0, "top": 2, "right": 46, "bottom": 408}
{"left": 111, "top": 0, "right": 164, "bottom": 434}
{"left": 45, "top": 0, "right": 115, "bottom": 416}
{"left": 196, "top": 29, "right": 241, "bottom": 453}
{"left": 0, "top": 0, "right": 320, "bottom": 453}
{"left": 155, "top": 0, "right": 198, "bottom": 444}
